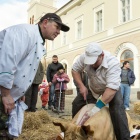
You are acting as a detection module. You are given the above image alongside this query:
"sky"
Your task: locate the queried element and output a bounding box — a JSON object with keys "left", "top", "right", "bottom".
{"left": 0, "top": 0, "right": 70, "bottom": 31}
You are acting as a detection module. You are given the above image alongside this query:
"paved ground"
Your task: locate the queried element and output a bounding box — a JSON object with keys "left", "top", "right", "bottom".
{"left": 36, "top": 94, "right": 75, "bottom": 118}
{"left": 36, "top": 91, "right": 139, "bottom": 119}
{"left": 130, "top": 91, "right": 138, "bottom": 101}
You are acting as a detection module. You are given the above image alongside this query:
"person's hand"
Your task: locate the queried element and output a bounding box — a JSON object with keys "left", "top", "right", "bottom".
{"left": 78, "top": 106, "right": 100, "bottom": 126}
{"left": 79, "top": 85, "right": 88, "bottom": 100}
{"left": 48, "top": 82, "right": 52, "bottom": 86}
{"left": 60, "top": 78, "right": 64, "bottom": 82}
{"left": 57, "top": 78, "right": 61, "bottom": 82}
{"left": 2, "top": 94, "right": 15, "bottom": 114}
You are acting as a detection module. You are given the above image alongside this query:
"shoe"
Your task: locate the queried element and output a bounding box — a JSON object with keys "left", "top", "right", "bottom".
{"left": 26, "top": 108, "right": 37, "bottom": 112}
{"left": 42, "top": 107, "right": 47, "bottom": 110}
{"left": 52, "top": 108, "right": 58, "bottom": 113}
{"left": 30, "top": 109, "right": 36, "bottom": 112}
{"left": 51, "top": 106, "right": 58, "bottom": 112}
{"left": 48, "top": 106, "right": 51, "bottom": 110}
{"left": 51, "top": 105, "right": 56, "bottom": 110}
{"left": 25, "top": 109, "right": 30, "bottom": 112}
{"left": 125, "top": 108, "right": 130, "bottom": 111}
{"left": 60, "top": 110, "right": 65, "bottom": 113}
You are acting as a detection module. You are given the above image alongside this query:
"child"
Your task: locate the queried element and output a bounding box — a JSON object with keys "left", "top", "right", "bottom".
{"left": 38, "top": 80, "right": 49, "bottom": 110}
{"left": 52, "top": 65, "right": 70, "bottom": 113}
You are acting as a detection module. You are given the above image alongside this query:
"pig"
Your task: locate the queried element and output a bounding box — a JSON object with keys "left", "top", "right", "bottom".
{"left": 53, "top": 104, "right": 134, "bottom": 140}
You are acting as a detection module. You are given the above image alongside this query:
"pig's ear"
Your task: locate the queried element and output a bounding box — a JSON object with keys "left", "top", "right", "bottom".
{"left": 78, "top": 127, "right": 88, "bottom": 138}
{"left": 53, "top": 121, "right": 68, "bottom": 132}
{"left": 81, "top": 125, "right": 94, "bottom": 136}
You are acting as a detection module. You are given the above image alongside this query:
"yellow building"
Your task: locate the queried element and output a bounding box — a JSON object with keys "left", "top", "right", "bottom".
{"left": 28, "top": 0, "right": 140, "bottom": 94}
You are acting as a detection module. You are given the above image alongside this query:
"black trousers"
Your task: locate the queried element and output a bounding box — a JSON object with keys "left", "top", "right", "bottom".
{"left": 72, "top": 89, "right": 130, "bottom": 140}
{"left": 25, "top": 84, "right": 39, "bottom": 111}
{"left": 0, "top": 136, "right": 13, "bottom": 140}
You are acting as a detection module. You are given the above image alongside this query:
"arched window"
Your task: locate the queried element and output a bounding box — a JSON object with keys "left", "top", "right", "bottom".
{"left": 120, "top": 50, "right": 134, "bottom": 70}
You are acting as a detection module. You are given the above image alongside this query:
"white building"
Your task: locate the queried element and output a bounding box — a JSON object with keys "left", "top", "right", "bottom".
{"left": 28, "top": 0, "right": 140, "bottom": 94}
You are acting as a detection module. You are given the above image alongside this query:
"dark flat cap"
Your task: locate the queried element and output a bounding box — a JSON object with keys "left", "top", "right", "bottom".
{"left": 40, "top": 13, "right": 70, "bottom": 32}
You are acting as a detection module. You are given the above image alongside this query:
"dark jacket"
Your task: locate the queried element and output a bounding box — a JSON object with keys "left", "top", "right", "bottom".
{"left": 120, "top": 68, "right": 136, "bottom": 86}
{"left": 46, "top": 62, "right": 63, "bottom": 83}
{"left": 33, "top": 61, "right": 44, "bottom": 84}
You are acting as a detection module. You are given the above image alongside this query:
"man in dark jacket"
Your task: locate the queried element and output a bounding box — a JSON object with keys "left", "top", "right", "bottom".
{"left": 46, "top": 55, "right": 63, "bottom": 110}
{"left": 120, "top": 61, "right": 136, "bottom": 110}
{"left": 0, "top": 13, "right": 70, "bottom": 139}
{"left": 25, "top": 61, "right": 44, "bottom": 112}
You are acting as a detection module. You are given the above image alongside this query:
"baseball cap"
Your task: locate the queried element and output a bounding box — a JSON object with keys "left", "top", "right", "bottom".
{"left": 40, "top": 13, "right": 70, "bottom": 32}
{"left": 84, "top": 42, "right": 102, "bottom": 64}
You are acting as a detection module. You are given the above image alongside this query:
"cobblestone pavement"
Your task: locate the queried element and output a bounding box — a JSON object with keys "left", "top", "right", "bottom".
{"left": 36, "top": 95, "right": 76, "bottom": 118}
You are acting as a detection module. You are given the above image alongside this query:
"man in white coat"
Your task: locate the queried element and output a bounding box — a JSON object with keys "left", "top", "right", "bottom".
{"left": 0, "top": 13, "right": 69, "bottom": 139}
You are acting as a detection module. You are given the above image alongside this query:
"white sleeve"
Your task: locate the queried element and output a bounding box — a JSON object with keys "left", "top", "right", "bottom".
{"left": 106, "top": 58, "right": 121, "bottom": 90}
{"left": 72, "top": 53, "right": 85, "bottom": 72}
{"left": 0, "top": 27, "right": 31, "bottom": 89}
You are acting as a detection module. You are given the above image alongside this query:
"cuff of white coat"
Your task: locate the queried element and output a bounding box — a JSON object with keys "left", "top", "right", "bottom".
{"left": 96, "top": 99, "right": 106, "bottom": 109}
{"left": 0, "top": 73, "right": 14, "bottom": 89}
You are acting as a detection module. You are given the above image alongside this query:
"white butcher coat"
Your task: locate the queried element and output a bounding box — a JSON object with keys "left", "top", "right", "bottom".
{"left": 0, "top": 24, "right": 46, "bottom": 101}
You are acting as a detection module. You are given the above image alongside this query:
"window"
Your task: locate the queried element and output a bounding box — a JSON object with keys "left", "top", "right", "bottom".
{"left": 120, "top": 50, "right": 134, "bottom": 70}
{"left": 93, "top": 4, "right": 104, "bottom": 33}
{"left": 77, "top": 20, "right": 82, "bottom": 39}
{"left": 121, "top": 0, "right": 130, "bottom": 22}
{"left": 75, "top": 16, "right": 83, "bottom": 40}
{"left": 96, "top": 10, "right": 102, "bottom": 32}
{"left": 116, "top": 43, "right": 138, "bottom": 87}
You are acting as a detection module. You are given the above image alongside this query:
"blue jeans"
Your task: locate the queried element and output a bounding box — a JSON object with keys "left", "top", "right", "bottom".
{"left": 120, "top": 83, "right": 130, "bottom": 108}
{"left": 48, "top": 83, "right": 55, "bottom": 107}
